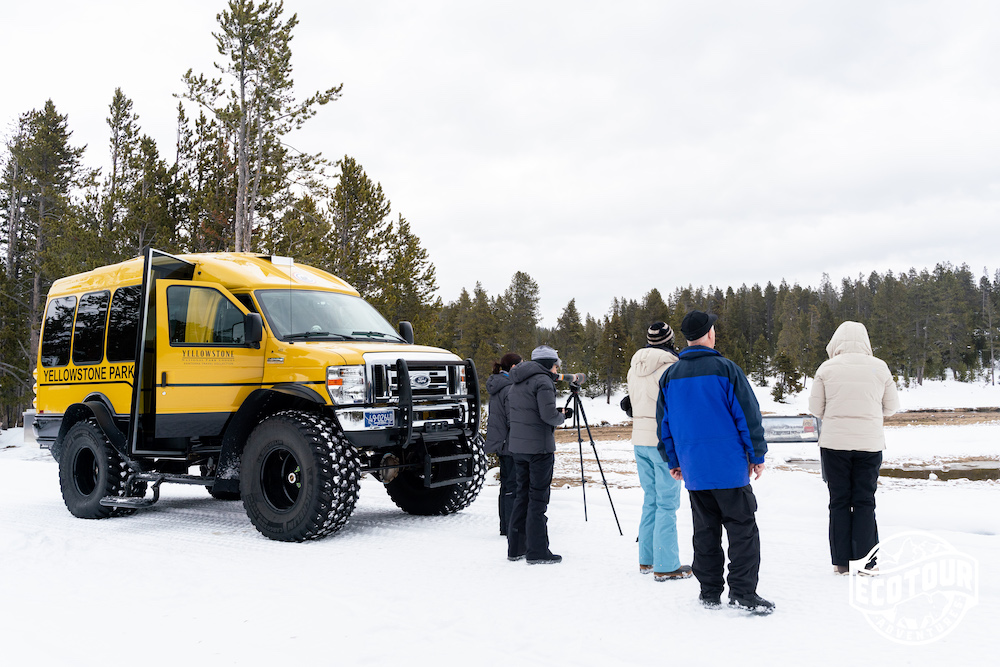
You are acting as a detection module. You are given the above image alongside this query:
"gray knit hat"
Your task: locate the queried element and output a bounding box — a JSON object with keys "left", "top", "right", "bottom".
{"left": 530, "top": 345, "right": 561, "bottom": 367}
{"left": 647, "top": 321, "right": 674, "bottom": 346}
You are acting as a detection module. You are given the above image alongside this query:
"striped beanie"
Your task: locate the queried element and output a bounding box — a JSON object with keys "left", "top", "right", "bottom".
{"left": 647, "top": 321, "right": 674, "bottom": 346}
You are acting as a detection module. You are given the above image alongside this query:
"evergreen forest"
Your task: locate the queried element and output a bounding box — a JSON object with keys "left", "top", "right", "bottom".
{"left": 2, "top": 1, "right": 998, "bottom": 427}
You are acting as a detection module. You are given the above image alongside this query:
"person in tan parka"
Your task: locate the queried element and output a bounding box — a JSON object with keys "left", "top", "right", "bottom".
{"left": 809, "top": 321, "right": 900, "bottom": 574}
{"left": 626, "top": 322, "right": 691, "bottom": 581}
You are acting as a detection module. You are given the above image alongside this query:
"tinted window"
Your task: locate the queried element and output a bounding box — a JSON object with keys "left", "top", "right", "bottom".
{"left": 107, "top": 285, "right": 142, "bottom": 362}
{"left": 233, "top": 293, "right": 258, "bottom": 313}
{"left": 40, "top": 296, "right": 77, "bottom": 367}
{"left": 72, "top": 291, "right": 110, "bottom": 364}
{"left": 167, "top": 286, "right": 247, "bottom": 345}
{"left": 255, "top": 289, "right": 402, "bottom": 341}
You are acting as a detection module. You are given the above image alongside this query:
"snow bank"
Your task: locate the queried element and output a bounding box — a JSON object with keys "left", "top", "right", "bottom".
{"left": 0, "top": 455, "right": 996, "bottom": 666}
{"left": 574, "top": 378, "right": 1000, "bottom": 428}
{"left": 2, "top": 378, "right": 997, "bottom": 666}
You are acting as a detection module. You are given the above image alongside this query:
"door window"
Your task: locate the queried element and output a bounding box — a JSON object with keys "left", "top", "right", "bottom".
{"left": 167, "top": 286, "right": 247, "bottom": 345}
{"left": 107, "top": 285, "right": 142, "bottom": 362}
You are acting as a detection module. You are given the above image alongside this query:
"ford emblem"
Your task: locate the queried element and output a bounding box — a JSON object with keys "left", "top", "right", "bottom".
{"left": 410, "top": 373, "right": 431, "bottom": 389}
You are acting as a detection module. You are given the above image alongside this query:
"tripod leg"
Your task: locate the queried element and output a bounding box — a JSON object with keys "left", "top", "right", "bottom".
{"left": 575, "top": 399, "right": 587, "bottom": 521}
{"left": 574, "top": 391, "right": 623, "bottom": 536}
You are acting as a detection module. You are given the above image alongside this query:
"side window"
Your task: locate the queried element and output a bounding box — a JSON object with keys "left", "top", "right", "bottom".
{"left": 107, "top": 285, "right": 141, "bottom": 362}
{"left": 233, "top": 293, "right": 258, "bottom": 313}
{"left": 167, "top": 285, "right": 247, "bottom": 345}
{"left": 72, "top": 291, "right": 110, "bottom": 365}
{"left": 40, "top": 296, "right": 78, "bottom": 367}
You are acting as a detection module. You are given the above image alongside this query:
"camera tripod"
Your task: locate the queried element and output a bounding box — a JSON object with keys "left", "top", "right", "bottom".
{"left": 563, "top": 383, "right": 622, "bottom": 535}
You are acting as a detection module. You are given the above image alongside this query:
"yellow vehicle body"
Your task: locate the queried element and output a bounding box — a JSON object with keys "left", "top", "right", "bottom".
{"left": 34, "top": 251, "right": 484, "bottom": 541}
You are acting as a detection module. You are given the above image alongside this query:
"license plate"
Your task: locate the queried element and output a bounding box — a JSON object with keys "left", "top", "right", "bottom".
{"left": 364, "top": 409, "right": 396, "bottom": 428}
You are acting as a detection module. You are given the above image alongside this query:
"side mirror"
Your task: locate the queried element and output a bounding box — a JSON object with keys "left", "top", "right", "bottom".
{"left": 245, "top": 313, "right": 264, "bottom": 346}
{"left": 398, "top": 321, "right": 414, "bottom": 345}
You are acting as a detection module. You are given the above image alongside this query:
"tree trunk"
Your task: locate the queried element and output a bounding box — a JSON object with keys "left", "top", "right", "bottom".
{"left": 29, "top": 198, "right": 44, "bottom": 365}
{"left": 234, "top": 66, "right": 250, "bottom": 252}
{"left": 5, "top": 158, "right": 19, "bottom": 279}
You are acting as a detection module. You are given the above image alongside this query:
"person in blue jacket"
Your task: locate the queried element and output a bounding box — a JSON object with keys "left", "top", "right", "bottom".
{"left": 656, "top": 310, "right": 774, "bottom": 614}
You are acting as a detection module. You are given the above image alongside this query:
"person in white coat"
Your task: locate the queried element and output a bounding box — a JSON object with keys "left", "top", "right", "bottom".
{"left": 626, "top": 322, "right": 692, "bottom": 581}
{"left": 809, "top": 321, "right": 900, "bottom": 574}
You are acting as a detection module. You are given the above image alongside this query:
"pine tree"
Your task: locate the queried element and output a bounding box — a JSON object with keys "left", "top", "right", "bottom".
{"left": 580, "top": 314, "right": 604, "bottom": 398}
{"left": 180, "top": 110, "right": 236, "bottom": 251}
{"left": 498, "top": 271, "right": 540, "bottom": 355}
{"left": 441, "top": 288, "right": 474, "bottom": 356}
{"left": 376, "top": 215, "right": 440, "bottom": 343}
{"left": 260, "top": 194, "right": 330, "bottom": 265}
{"left": 596, "top": 307, "right": 629, "bottom": 402}
{"left": 553, "top": 298, "right": 584, "bottom": 370}
{"left": 180, "top": 0, "right": 341, "bottom": 251}
{"left": 326, "top": 156, "right": 392, "bottom": 297}
{"left": 11, "top": 101, "right": 88, "bottom": 363}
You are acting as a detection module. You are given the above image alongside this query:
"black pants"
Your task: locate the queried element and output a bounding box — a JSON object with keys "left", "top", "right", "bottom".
{"left": 498, "top": 454, "right": 516, "bottom": 535}
{"left": 821, "top": 448, "right": 881, "bottom": 567}
{"left": 689, "top": 486, "right": 760, "bottom": 598}
{"left": 507, "top": 453, "right": 554, "bottom": 560}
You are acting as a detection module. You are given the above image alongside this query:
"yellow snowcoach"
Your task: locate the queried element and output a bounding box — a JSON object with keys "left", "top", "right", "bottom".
{"left": 33, "top": 250, "right": 484, "bottom": 541}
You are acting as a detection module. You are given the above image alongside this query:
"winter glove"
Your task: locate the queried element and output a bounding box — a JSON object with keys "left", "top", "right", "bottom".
{"left": 620, "top": 395, "right": 633, "bottom": 417}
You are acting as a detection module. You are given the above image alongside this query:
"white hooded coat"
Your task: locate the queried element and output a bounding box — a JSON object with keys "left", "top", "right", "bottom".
{"left": 809, "top": 321, "right": 900, "bottom": 452}
{"left": 626, "top": 346, "right": 679, "bottom": 447}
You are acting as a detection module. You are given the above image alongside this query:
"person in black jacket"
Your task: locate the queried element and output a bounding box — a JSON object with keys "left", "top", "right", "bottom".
{"left": 485, "top": 352, "right": 522, "bottom": 536}
{"left": 506, "top": 345, "right": 569, "bottom": 565}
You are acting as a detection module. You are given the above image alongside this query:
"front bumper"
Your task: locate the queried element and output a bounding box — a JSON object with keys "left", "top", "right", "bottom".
{"left": 331, "top": 357, "right": 480, "bottom": 450}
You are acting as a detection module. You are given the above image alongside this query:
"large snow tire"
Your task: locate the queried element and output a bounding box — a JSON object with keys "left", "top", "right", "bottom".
{"left": 386, "top": 435, "right": 486, "bottom": 516}
{"left": 240, "top": 411, "right": 361, "bottom": 542}
{"left": 58, "top": 419, "right": 134, "bottom": 519}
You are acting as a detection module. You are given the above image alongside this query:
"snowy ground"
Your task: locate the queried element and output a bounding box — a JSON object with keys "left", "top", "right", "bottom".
{"left": 1, "top": 379, "right": 998, "bottom": 666}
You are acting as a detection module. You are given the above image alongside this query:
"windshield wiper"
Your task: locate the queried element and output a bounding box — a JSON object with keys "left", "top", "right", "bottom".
{"left": 284, "top": 331, "right": 349, "bottom": 340}
{"left": 351, "top": 330, "right": 405, "bottom": 341}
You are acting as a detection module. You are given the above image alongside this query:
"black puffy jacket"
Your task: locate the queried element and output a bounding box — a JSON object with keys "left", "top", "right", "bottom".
{"left": 507, "top": 361, "right": 565, "bottom": 454}
{"left": 484, "top": 372, "right": 514, "bottom": 455}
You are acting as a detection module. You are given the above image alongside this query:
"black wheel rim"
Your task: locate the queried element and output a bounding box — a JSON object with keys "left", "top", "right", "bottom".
{"left": 259, "top": 445, "right": 301, "bottom": 512}
{"left": 72, "top": 446, "right": 99, "bottom": 496}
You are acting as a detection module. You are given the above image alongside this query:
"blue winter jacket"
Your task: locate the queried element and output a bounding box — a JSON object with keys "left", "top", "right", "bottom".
{"left": 655, "top": 346, "right": 767, "bottom": 490}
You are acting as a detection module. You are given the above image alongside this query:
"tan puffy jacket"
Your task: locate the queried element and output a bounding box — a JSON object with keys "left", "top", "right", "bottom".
{"left": 809, "top": 321, "right": 900, "bottom": 452}
{"left": 626, "top": 346, "right": 678, "bottom": 447}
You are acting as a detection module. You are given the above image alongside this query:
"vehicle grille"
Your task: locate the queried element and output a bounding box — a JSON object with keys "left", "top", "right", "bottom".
{"left": 370, "top": 363, "right": 453, "bottom": 400}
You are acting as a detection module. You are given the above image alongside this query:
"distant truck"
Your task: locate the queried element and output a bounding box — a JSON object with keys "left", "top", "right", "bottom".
{"left": 33, "top": 250, "right": 484, "bottom": 541}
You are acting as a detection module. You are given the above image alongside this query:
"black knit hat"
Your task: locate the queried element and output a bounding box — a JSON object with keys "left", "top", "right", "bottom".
{"left": 680, "top": 310, "right": 718, "bottom": 341}
{"left": 646, "top": 321, "right": 674, "bottom": 346}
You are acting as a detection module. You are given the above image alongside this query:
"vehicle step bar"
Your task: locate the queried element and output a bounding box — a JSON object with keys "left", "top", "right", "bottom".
{"left": 100, "top": 472, "right": 215, "bottom": 510}
{"left": 423, "top": 450, "right": 473, "bottom": 489}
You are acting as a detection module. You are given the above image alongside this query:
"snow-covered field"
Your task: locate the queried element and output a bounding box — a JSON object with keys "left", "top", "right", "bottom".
{"left": 1, "top": 380, "right": 997, "bottom": 666}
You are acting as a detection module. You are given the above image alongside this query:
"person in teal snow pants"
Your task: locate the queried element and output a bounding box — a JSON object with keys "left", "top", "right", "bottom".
{"left": 625, "top": 322, "right": 692, "bottom": 581}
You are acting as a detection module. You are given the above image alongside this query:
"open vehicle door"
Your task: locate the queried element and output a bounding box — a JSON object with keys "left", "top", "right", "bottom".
{"left": 128, "top": 249, "right": 196, "bottom": 454}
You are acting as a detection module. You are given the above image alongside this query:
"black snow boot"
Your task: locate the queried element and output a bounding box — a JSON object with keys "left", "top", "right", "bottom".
{"left": 699, "top": 592, "right": 722, "bottom": 609}
{"left": 526, "top": 553, "right": 562, "bottom": 565}
{"left": 728, "top": 593, "right": 775, "bottom": 615}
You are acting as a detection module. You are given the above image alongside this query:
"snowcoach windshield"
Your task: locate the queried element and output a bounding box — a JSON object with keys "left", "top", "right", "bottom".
{"left": 255, "top": 289, "right": 405, "bottom": 342}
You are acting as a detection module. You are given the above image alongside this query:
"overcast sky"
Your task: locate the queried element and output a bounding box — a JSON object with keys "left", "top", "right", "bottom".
{"left": 3, "top": 1, "right": 999, "bottom": 326}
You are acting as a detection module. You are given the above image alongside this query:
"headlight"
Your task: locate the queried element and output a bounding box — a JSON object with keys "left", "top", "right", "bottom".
{"left": 327, "top": 366, "right": 366, "bottom": 405}
{"left": 458, "top": 365, "right": 467, "bottom": 396}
